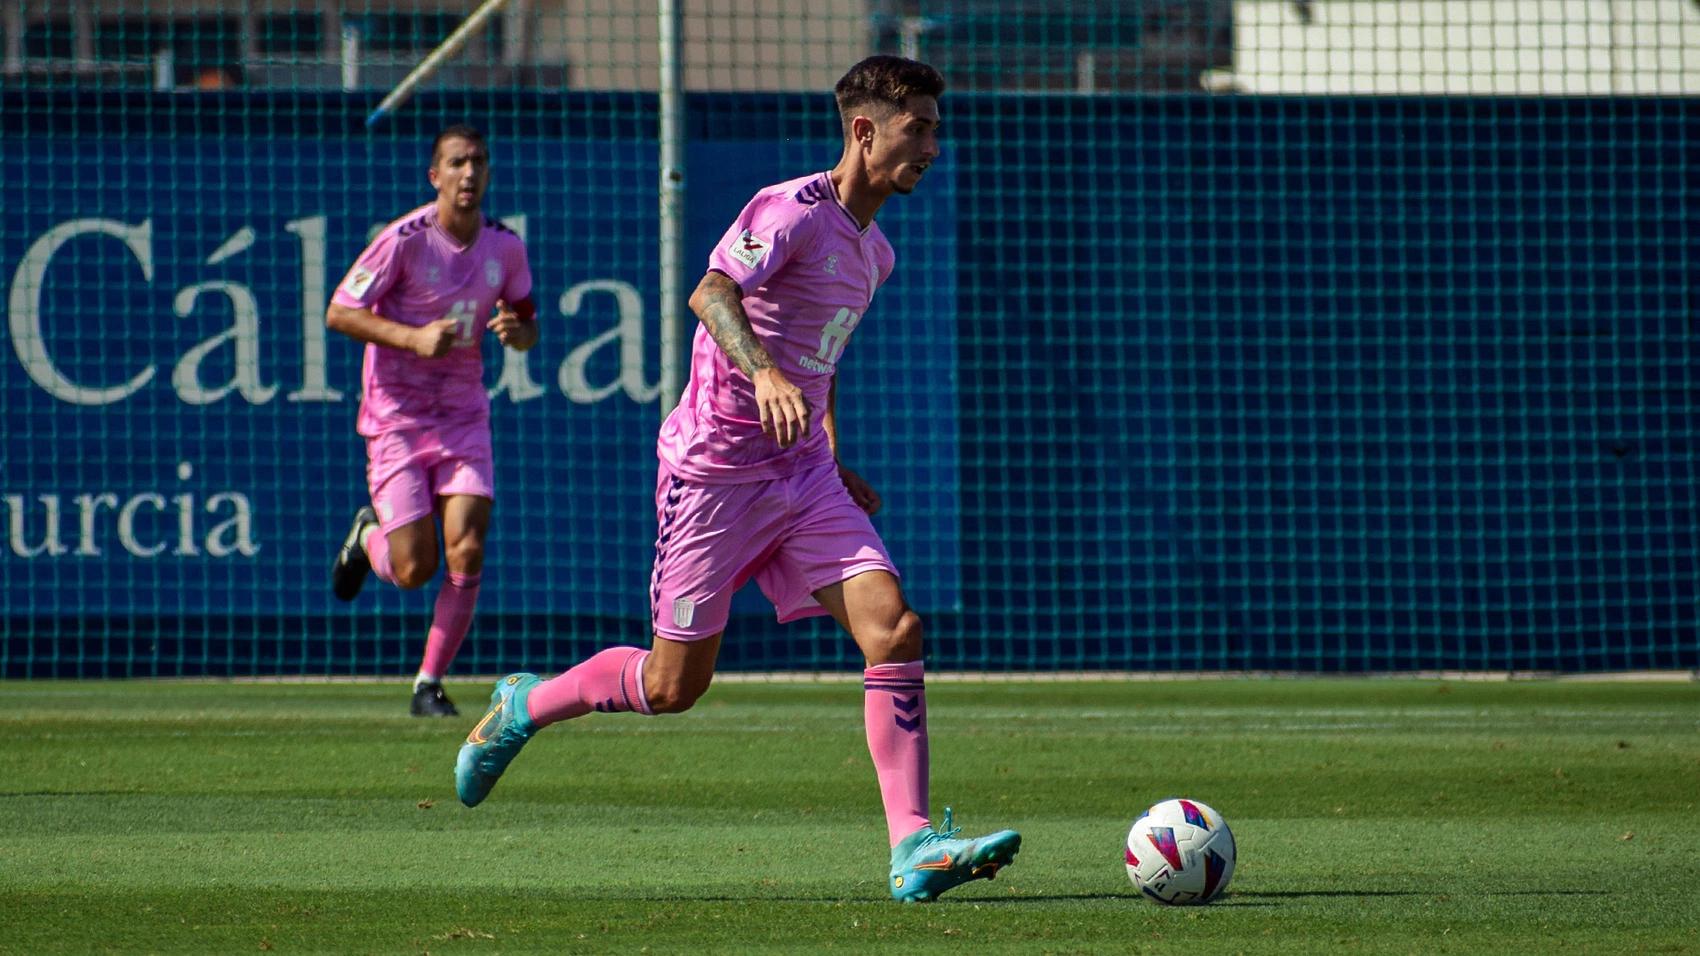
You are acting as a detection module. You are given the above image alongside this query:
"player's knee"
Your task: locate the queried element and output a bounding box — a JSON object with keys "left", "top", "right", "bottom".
{"left": 893, "top": 609, "right": 925, "bottom": 659}
{"left": 866, "top": 609, "right": 924, "bottom": 663}
{"left": 443, "top": 537, "right": 485, "bottom": 576}
{"left": 391, "top": 551, "right": 437, "bottom": 590}
{"left": 646, "top": 673, "right": 712, "bottom": 714}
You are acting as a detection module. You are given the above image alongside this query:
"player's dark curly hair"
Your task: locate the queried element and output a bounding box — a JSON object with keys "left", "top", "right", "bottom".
{"left": 833, "top": 56, "right": 944, "bottom": 137}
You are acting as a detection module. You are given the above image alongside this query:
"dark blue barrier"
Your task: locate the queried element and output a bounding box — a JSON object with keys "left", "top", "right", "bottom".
{"left": 947, "top": 95, "right": 1699, "bottom": 672}
{"left": 1, "top": 91, "right": 1695, "bottom": 675}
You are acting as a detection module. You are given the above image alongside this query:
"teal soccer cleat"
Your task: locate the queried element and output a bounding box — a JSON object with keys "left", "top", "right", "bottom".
{"left": 888, "top": 807, "right": 1021, "bottom": 902}
{"left": 454, "top": 673, "right": 541, "bottom": 807}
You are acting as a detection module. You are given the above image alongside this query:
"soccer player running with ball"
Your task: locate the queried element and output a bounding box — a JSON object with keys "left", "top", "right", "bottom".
{"left": 327, "top": 124, "right": 538, "bottom": 717}
{"left": 452, "top": 56, "right": 1019, "bottom": 902}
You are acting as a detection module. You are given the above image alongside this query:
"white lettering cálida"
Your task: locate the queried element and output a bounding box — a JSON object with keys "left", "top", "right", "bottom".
{"left": 7, "top": 214, "right": 661, "bottom": 408}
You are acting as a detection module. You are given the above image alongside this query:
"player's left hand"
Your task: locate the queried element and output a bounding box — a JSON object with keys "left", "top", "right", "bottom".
{"left": 838, "top": 464, "right": 881, "bottom": 516}
{"left": 488, "top": 300, "right": 538, "bottom": 351}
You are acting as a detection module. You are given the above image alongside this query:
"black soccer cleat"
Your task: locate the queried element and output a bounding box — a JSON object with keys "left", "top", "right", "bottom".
{"left": 411, "top": 682, "right": 460, "bottom": 717}
{"left": 332, "top": 506, "right": 378, "bottom": 601}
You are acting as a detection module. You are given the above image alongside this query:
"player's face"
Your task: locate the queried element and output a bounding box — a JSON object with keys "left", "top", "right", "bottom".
{"left": 429, "top": 137, "right": 490, "bottom": 212}
{"left": 871, "top": 96, "right": 941, "bottom": 195}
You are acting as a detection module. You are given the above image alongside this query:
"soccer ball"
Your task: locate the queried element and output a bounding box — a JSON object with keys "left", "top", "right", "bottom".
{"left": 1124, "top": 797, "right": 1236, "bottom": 904}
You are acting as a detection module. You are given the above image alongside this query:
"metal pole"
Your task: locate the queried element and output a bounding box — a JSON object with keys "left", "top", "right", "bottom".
{"left": 657, "top": 0, "right": 687, "bottom": 416}
{"left": 365, "top": 0, "right": 515, "bottom": 126}
{"left": 1607, "top": 0, "right": 1621, "bottom": 94}
{"left": 154, "top": 48, "right": 175, "bottom": 91}
{"left": 3, "top": 4, "right": 25, "bottom": 75}
{"left": 1076, "top": 49, "right": 1096, "bottom": 93}
{"left": 72, "top": 0, "right": 94, "bottom": 74}
{"left": 341, "top": 25, "right": 360, "bottom": 91}
{"left": 900, "top": 16, "right": 923, "bottom": 60}
{"left": 503, "top": 0, "right": 532, "bottom": 69}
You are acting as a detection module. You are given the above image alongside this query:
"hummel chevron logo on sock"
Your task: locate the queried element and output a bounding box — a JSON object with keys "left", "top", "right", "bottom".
{"left": 893, "top": 694, "right": 922, "bottom": 731}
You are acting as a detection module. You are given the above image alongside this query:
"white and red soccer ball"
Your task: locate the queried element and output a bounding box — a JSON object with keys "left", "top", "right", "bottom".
{"left": 1125, "top": 797, "right": 1236, "bottom": 904}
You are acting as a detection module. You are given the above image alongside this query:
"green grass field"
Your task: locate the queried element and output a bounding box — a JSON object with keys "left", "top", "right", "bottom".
{"left": 2, "top": 678, "right": 1696, "bottom": 954}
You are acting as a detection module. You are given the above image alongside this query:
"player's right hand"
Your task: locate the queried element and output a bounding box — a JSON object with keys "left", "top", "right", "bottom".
{"left": 753, "top": 367, "right": 810, "bottom": 448}
{"left": 411, "top": 318, "right": 460, "bottom": 358}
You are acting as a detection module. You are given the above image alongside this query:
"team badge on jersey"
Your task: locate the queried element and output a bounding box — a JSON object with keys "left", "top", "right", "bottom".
{"left": 343, "top": 266, "right": 376, "bottom": 298}
{"left": 728, "top": 229, "right": 771, "bottom": 269}
{"left": 485, "top": 259, "right": 503, "bottom": 289}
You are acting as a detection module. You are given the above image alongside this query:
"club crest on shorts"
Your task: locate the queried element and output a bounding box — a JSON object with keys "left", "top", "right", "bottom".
{"left": 672, "top": 598, "right": 695, "bottom": 629}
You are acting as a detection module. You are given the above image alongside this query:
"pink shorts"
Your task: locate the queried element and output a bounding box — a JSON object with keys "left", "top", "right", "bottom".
{"left": 364, "top": 421, "right": 494, "bottom": 532}
{"left": 650, "top": 456, "right": 899, "bottom": 640}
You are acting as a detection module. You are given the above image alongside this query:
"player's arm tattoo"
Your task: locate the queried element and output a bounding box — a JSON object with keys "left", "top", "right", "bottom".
{"left": 689, "top": 271, "right": 775, "bottom": 376}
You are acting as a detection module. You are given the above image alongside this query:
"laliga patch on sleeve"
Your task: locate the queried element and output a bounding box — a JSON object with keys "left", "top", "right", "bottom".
{"left": 728, "top": 229, "right": 771, "bottom": 270}
{"left": 342, "top": 266, "right": 377, "bottom": 298}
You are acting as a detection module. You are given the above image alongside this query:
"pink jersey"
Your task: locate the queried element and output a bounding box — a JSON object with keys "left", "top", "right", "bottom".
{"left": 331, "top": 203, "right": 533, "bottom": 437}
{"left": 659, "top": 172, "right": 895, "bottom": 483}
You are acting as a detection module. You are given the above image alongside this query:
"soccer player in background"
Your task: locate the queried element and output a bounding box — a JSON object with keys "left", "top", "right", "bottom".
{"left": 452, "top": 57, "right": 1021, "bottom": 902}
{"left": 327, "top": 124, "right": 537, "bottom": 717}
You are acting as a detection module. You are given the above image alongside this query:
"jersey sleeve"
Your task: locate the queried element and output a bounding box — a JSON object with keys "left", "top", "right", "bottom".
{"left": 502, "top": 238, "right": 534, "bottom": 305}
{"left": 706, "top": 192, "right": 816, "bottom": 294}
{"left": 331, "top": 228, "right": 403, "bottom": 310}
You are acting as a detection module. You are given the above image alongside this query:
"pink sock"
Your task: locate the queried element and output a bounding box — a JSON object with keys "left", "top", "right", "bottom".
{"left": 362, "top": 524, "right": 396, "bottom": 585}
{"left": 864, "top": 660, "right": 931, "bottom": 845}
{"left": 525, "top": 646, "right": 654, "bottom": 728}
{"left": 418, "top": 571, "right": 479, "bottom": 679}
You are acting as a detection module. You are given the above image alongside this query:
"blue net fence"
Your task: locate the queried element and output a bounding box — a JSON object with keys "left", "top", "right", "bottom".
{"left": 1, "top": 2, "right": 1696, "bottom": 676}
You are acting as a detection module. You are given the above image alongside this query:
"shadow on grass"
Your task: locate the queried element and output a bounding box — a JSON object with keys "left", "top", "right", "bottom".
{"left": 0, "top": 790, "right": 143, "bottom": 798}
{"left": 976, "top": 888, "right": 1609, "bottom": 907}
{"left": 1235, "top": 890, "right": 1602, "bottom": 898}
